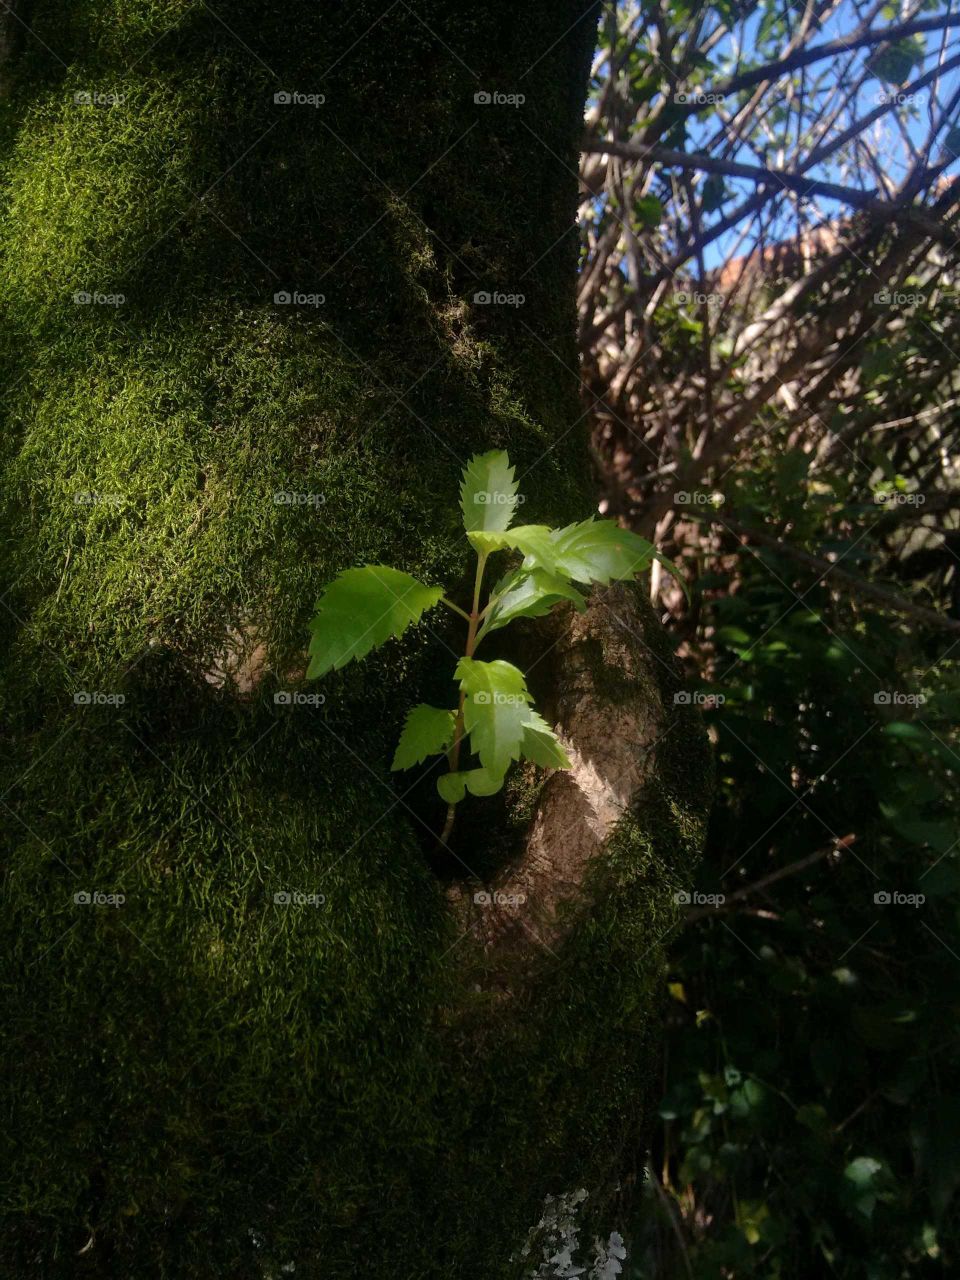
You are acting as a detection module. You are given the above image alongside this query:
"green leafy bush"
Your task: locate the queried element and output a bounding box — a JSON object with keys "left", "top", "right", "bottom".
{"left": 629, "top": 451, "right": 960, "bottom": 1278}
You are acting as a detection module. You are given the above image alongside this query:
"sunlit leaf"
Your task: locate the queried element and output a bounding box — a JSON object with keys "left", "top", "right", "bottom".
{"left": 437, "top": 766, "right": 504, "bottom": 804}
{"left": 477, "top": 568, "right": 587, "bottom": 641}
{"left": 391, "top": 705, "right": 456, "bottom": 771}
{"left": 458, "top": 657, "right": 533, "bottom": 778}
{"left": 519, "top": 709, "right": 571, "bottom": 769}
{"left": 545, "top": 517, "right": 658, "bottom": 584}
{"left": 467, "top": 524, "right": 560, "bottom": 572}
{"left": 459, "top": 449, "right": 521, "bottom": 534}
{"left": 307, "top": 566, "right": 442, "bottom": 678}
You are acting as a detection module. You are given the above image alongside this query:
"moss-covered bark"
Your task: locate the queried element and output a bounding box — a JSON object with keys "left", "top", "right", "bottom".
{"left": 0, "top": 4, "right": 709, "bottom": 1275}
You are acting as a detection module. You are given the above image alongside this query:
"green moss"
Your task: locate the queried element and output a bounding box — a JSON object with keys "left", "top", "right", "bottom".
{"left": 0, "top": 3, "right": 709, "bottom": 1276}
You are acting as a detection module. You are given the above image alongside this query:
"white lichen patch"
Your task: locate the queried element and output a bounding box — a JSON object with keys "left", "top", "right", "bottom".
{"left": 518, "top": 1187, "right": 627, "bottom": 1278}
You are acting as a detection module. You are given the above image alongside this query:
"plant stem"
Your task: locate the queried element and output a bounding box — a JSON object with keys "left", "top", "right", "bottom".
{"left": 438, "top": 803, "right": 456, "bottom": 850}
{"left": 440, "top": 596, "right": 471, "bottom": 621}
{"left": 438, "top": 550, "right": 487, "bottom": 849}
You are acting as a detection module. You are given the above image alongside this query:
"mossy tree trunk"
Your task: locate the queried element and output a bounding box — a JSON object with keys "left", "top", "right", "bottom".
{"left": 0, "top": 3, "right": 710, "bottom": 1276}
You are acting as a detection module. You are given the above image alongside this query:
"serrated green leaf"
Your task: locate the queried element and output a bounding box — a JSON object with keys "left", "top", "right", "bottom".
{"left": 391, "top": 704, "right": 456, "bottom": 771}
{"left": 520, "top": 710, "right": 571, "bottom": 768}
{"left": 455, "top": 656, "right": 532, "bottom": 700}
{"left": 477, "top": 568, "right": 587, "bottom": 641}
{"left": 307, "top": 566, "right": 442, "bottom": 678}
{"left": 472, "top": 517, "right": 689, "bottom": 598}
{"left": 455, "top": 657, "right": 533, "bottom": 777}
{"left": 437, "top": 766, "right": 505, "bottom": 804}
{"left": 544, "top": 518, "right": 658, "bottom": 584}
{"left": 464, "top": 693, "right": 530, "bottom": 778}
{"left": 467, "top": 524, "right": 559, "bottom": 572}
{"left": 460, "top": 449, "right": 521, "bottom": 534}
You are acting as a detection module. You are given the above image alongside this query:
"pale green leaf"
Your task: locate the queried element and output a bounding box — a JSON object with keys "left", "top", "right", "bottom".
{"left": 307, "top": 566, "right": 442, "bottom": 678}
{"left": 460, "top": 449, "right": 521, "bottom": 534}
{"left": 469, "top": 516, "right": 689, "bottom": 599}
{"left": 545, "top": 518, "right": 658, "bottom": 584}
{"left": 456, "top": 657, "right": 533, "bottom": 778}
{"left": 437, "top": 766, "right": 505, "bottom": 804}
{"left": 391, "top": 704, "right": 456, "bottom": 771}
{"left": 478, "top": 568, "right": 587, "bottom": 642}
{"left": 463, "top": 766, "right": 505, "bottom": 796}
{"left": 437, "top": 771, "right": 467, "bottom": 804}
{"left": 464, "top": 694, "right": 530, "bottom": 778}
{"left": 520, "top": 710, "right": 571, "bottom": 769}
{"left": 467, "top": 524, "right": 559, "bottom": 571}
{"left": 455, "top": 656, "right": 532, "bottom": 701}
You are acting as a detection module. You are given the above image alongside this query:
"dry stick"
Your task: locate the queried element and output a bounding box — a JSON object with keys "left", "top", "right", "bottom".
{"left": 649, "top": 1171, "right": 695, "bottom": 1280}
{"left": 685, "top": 835, "right": 856, "bottom": 924}
{"left": 710, "top": 514, "right": 960, "bottom": 635}
{"left": 437, "top": 551, "right": 488, "bottom": 850}
{"left": 637, "top": 225, "right": 943, "bottom": 537}
{"left": 709, "top": 12, "right": 960, "bottom": 101}
{"left": 582, "top": 139, "right": 942, "bottom": 224}
{"left": 834, "top": 1086, "right": 885, "bottom": 1134}
{"left": 581, "top": 44, "right": 960, "bottom": 353}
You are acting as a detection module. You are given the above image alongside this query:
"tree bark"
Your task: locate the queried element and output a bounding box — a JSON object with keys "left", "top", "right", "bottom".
{"left": 0, "top": 4, "right": 710, "bottom": 1275}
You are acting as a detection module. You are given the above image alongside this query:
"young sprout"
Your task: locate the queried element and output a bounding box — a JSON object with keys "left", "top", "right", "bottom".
{"left": 306, "top": 450, "right": 684, "bottom": 843}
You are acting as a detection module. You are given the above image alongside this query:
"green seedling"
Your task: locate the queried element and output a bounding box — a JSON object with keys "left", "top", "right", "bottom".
{"left": 306, "top": 450, "right": 683, "bottom": 839}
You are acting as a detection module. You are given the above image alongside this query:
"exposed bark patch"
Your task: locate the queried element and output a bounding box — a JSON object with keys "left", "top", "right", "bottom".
{"left": 204, "top": 621, "right": 270, "bottom": 694}
{"left": 447, "top": 583, "right": 670, "bottom": 970}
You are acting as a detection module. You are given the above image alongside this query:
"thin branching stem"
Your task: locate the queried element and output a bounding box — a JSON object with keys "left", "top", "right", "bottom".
{"left": 438, "top": 551, "right": 488, "bottom": 849}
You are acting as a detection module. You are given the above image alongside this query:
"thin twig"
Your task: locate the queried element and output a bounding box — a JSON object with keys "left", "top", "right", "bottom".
{"left": 685, "top": 836, "right": 855, "bottom": 923}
